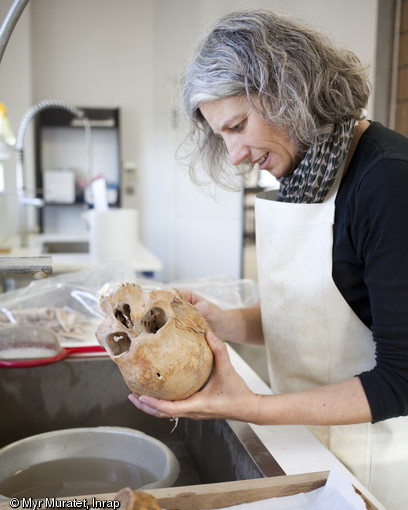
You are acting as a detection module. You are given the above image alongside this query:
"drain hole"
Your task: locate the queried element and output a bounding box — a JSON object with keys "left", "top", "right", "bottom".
{"left": 114, "top": 303, "right": 133, "bottom": 329}
{"left": 142, "top": 307, "right": 167, "bottom": 333}
{"left": 106, "top": 332, "right": 131, "bottom": 355}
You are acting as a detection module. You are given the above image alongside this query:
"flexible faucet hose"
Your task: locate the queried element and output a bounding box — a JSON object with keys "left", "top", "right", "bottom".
{"left": 15, "top": 99, "right": 87, "bottom": 152}
{"left": 0, "top": 0, "right": 30, "bottom": 65}
{"left": 14, "top": 99, "right": 92, "bottom": 193}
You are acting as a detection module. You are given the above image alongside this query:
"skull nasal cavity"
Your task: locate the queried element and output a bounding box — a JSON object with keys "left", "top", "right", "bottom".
{"left": 114, "top": 303, "right": 133, "bottom": 329}
{"left": 142, "top": 307, "right": 167, "bottom": 333}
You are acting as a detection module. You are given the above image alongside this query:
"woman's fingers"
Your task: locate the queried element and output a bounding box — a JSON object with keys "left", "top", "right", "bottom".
{"left": 127, "top": 330, "right": 256, "bottom": 422}
{"left": 128, "top": 393, "right": 173, "bottom": 419}
{"left": 179, "top": 289, "right": 199, "bottom": 305}
{"left": 206, "top": 329, "right": 227, "bottom": 355}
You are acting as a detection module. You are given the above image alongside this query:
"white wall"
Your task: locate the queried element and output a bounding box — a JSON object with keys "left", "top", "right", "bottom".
{"left": 0, "top": 0, "right": 379, "bottom": 282}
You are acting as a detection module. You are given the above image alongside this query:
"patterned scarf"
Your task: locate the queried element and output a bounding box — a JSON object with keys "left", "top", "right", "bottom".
{"left": 277, "top": 119, "right": 355, "bottom": 203}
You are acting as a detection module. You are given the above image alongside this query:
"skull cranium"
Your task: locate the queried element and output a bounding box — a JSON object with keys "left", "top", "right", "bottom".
{"left": 96, "top": 283, "right": 214, "bottom": 400}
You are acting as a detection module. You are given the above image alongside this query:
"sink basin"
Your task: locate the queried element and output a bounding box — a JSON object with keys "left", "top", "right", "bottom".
{"left": 42, "top": 241, "right": 89, "bottom": 254}
{"left": 0, "top": 427, "right": 180, "bottom": 498}
{"left": 0, "top": 357, "right": 284, "bottom": 488}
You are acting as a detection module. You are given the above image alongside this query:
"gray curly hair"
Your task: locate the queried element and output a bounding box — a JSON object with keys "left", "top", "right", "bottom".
{"left": 180, "top": 9, "right": 371, "bottom": 188}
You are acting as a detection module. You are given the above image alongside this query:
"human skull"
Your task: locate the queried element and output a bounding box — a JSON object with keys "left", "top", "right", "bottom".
{"left": 96, "top": 283, "right": 214, "bottom": 400}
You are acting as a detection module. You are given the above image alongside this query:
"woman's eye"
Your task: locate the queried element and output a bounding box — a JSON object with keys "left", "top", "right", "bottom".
{"left": 232, "top": 122, "right": 244, "bottom": 131}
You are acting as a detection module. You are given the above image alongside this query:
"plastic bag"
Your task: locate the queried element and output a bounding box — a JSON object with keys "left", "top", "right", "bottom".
{"left": 163, "top": 274, "right": 258, "bottom": 309}
{"left": 0, "top": 262, "right": 136, "bottom": 346}
{"left": 99, "top": 274, "right": 259, "bottom": 310}
{"left": 0, "top": 264, "right": 258, "bottom": 347}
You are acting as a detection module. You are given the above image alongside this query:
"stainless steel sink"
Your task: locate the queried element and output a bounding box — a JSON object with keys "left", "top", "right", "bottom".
{"left": 0, "top": 357, "right": 284, "bottom": 487}
{"left": 42, "top": 241, "right": 89, "bottom": 254}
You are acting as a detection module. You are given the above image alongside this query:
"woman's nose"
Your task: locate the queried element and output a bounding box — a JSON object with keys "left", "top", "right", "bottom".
{"left": 225, "top": 138, "right": 250, "bottom": 166}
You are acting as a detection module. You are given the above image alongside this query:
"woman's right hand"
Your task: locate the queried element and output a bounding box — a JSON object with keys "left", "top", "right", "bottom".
{"left": 128, "top": 330, "right": 263, "bottom": 423}
{"left": 180, "top": 289, "right": 231, "bottom": 340}
{"left": 180, "top": 290, "right": 264, "bottom": 345}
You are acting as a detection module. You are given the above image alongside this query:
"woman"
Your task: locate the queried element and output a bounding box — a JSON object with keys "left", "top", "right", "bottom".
{"left": 130, "top": 10, "right": 408, "bottom": 508}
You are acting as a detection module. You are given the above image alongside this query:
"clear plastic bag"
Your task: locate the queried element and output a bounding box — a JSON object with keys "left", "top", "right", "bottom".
{"left": 99, "top": 274, "right": 259, "bottom": 310}
{"left": 0, "top": 262, "right": 136, "bottom": 347}
{"left": 156, "top": 274, "right": 258, "bottom": 309}
{"left": 0, "top": 264, "right": 258, "bottom": 347}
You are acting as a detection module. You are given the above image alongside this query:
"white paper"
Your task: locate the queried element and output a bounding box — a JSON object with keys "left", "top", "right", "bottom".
{"left": 91, "top": 177, "right": 109, "bottom": 211}
{"left": 315, "top": 466, "right": 367, "bottom": 509}
{"left": 203, "top": 467, "right": 367, "bottom": 510}
{"left": 88, "top": 208, "right": 139, "bottom": 263}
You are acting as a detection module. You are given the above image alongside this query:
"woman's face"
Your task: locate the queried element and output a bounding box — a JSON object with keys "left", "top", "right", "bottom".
{"left": 199, "top": 95, "right": 300, "bottom": 178}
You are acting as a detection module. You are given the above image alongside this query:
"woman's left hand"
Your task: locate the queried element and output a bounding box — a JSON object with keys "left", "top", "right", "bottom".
{"left": 128, "top": 330, "right": 261, "bottom": 423}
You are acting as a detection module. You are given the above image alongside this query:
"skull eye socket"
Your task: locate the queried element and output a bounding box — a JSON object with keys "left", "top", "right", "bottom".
{"left": 142, "top": 307, "right": 167, "bottom": 333}
{"left": 114, "top": 303, "right": 133, "bottom": 329}
{"left": 106, "top": 332, "right": 131, "bottom": 355}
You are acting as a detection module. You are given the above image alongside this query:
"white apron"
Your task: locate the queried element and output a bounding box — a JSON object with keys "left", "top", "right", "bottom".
{"left": 255, "top": 175, "right": 408, "bottom": 510}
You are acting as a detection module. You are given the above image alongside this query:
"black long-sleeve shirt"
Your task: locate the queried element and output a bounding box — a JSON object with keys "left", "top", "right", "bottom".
{"left": 333, "top": 121, "right": 408, "bottom": 423}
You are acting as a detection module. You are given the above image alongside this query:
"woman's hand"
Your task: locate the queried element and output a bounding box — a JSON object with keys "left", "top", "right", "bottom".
{"left": 180, "top": 290, "right": 264, "bottom": 345}
{"left": 128, "top": 328, "right": 373, "bottom": 426}
{"left": 128, "top": 330, "right": 262, "bottom": 422}
{"left": 179, "top": 289, "right": 232, "bottom": 341}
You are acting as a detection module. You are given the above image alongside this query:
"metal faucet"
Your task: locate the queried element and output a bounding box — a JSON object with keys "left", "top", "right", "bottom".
{"left": 14, "top": 99, "right": 92, "bottom": 247}
{"left": 0, "top": 0, "right": 50, "bottom": 287}
{"left": 0, "top": 0, "right": 30, "bottom": 66}
{"left": 0, "top": 3, "right": 92, "bottom": 282}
